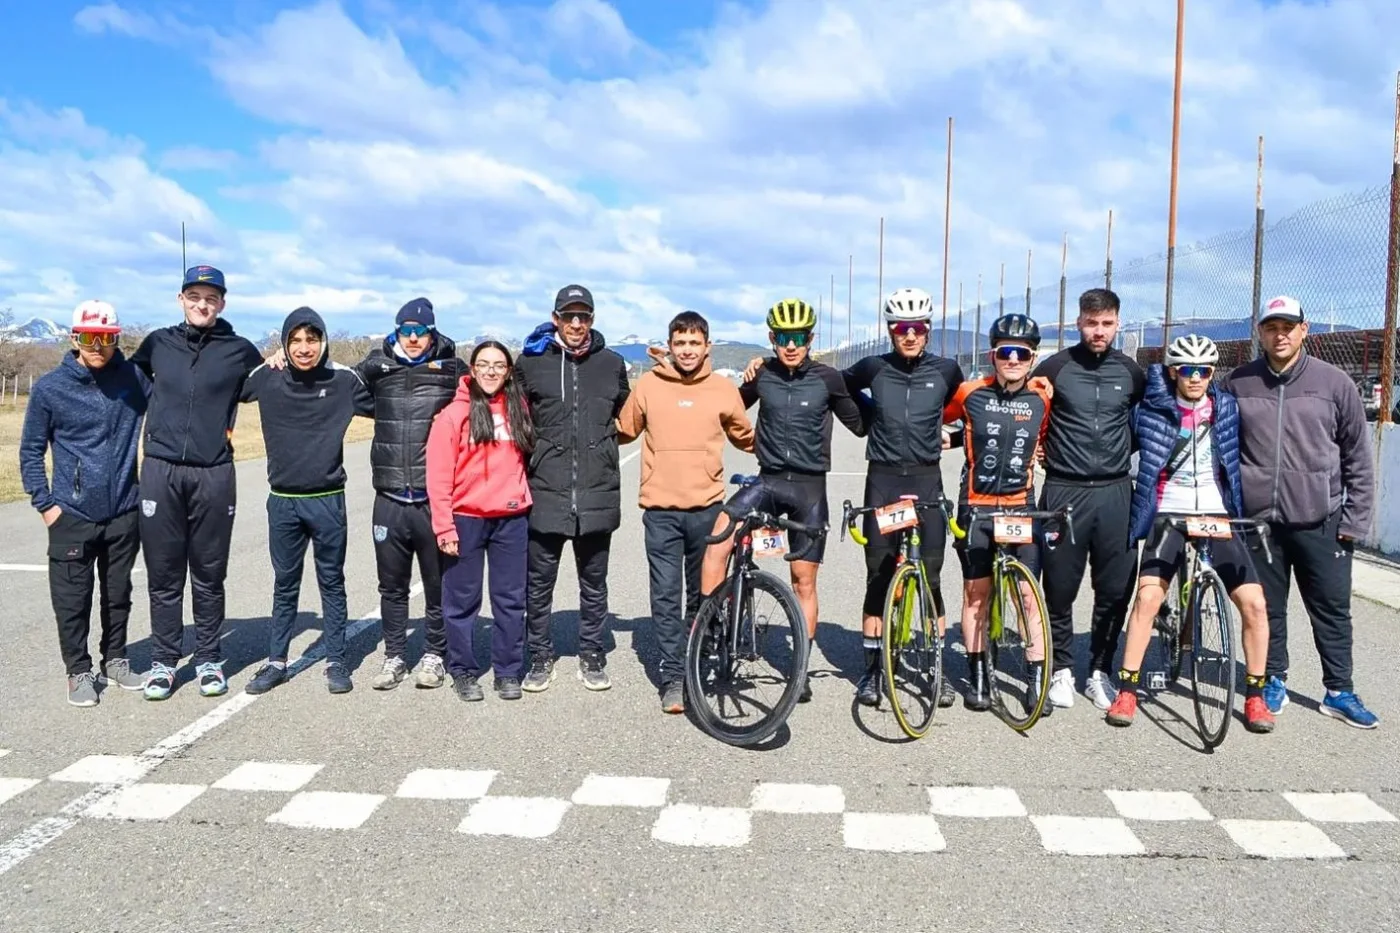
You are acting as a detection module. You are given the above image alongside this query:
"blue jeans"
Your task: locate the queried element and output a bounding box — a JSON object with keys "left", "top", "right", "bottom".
{"left": 443, "top": 514, "right": 528, "bottom": 680}
{"left": 266, "top": 493, "right": 348, "bottom": 666}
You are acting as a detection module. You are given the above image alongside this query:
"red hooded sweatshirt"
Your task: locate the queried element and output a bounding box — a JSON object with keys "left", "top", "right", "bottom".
{"left": 426, "top": 376, "right": 532, "bottom": 540}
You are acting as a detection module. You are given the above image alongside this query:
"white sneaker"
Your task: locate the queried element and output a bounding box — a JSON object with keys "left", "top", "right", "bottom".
{"left": 1048, "top": 668, "right": 1075, "bottom": 709}
{"left": 1084, "top": 669, "right": 1118, "bottom": 711}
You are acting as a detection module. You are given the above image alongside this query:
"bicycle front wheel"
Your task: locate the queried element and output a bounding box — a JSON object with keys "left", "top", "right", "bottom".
{"left": 684, "top": 570, "right": 810, "bottom": 747}
{"left": 882, "top": 561, "right": 941, "bottom": 739}
{"left": 1189, "top": 566, "right": 1237, "bottom": 748}
{"left": 987, "top": 558, "right": 1052, "bottom": 732}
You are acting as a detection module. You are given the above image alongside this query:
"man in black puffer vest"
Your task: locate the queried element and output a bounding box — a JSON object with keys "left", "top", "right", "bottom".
{"left": 355, "top": 298, "right": 468, "bottom": 691}
{"left": 514, "top": 285, "right": 631, "bottom": 693}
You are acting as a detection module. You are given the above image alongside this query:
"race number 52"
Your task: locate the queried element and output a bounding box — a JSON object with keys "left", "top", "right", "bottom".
{"left": 754, "top": 527, "right": 789, "bottom": 557}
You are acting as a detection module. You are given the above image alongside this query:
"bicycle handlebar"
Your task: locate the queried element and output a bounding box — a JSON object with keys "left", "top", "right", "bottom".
{"left": 704, "top": 509, "right": 828, "bottom": 563}
{"left": 951, "top": 505, "right": 1077, "bottom": 549}
{"left": 1157, "top": 514, "right": 1273, "bottom": 565}
{"left": 838, "top": 497, "right": 951, "bottom": 547}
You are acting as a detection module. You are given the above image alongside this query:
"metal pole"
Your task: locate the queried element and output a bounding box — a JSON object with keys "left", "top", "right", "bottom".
{"left": 1163, "top": 0, "right": 1185, "bottom": 348}
{"left": 941, "top": 116, "right": 954, "bottom": 358}
{"left": 974, "top": 274, "right": 983, "bottom": 375}
{"left": 956, "top": 281, "right": 964, "bottom": 361}
{"left": 1105, "top": 209, "right": 1114, "bottom": 289}
{"left": 1057, "top": 232, "right": 1068, "bottom": 351}
{"left": 1025, "top": 249, "right": 1032, "bottom": 315}
{"left": 847, "top": 254, "right": 853, "bottom": 350}
{"left": 818, "top": 293, "right": 823, "bottom": 352}
{"left": 877, "top": 216, "right": 884, "bottom": 332}
{"left": 1379, "top": 72, "right": 1400, "bottom": 428}
{"left": 1250, "top": 135, "right": 1266, "bottom": 361}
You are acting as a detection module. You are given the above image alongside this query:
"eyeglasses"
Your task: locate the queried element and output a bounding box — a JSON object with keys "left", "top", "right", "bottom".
{"left": 890, "top": 321, "right": 930, "bottom": 337}
{"left": 772, "top": 330, "right": 813, "bottom": 348}
{"left": 1176, "top": 365, "right": 1214, "bottom": 380}
{"left": 73, "top": 332, "right": 117, "bottom": 347}
{"left": 397, "top": 324, "right": 433, "bottom": 338}
{"left": 993, "top": 344, "right": 1034, "bottom": 362}
{"left": 473, "top": 361, "right": 509, "bottom": 374}
{"left": 557, "top": 311, "right": 593, "bottom": 326}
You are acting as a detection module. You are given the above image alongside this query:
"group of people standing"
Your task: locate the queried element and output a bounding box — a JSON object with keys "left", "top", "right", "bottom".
{"left": 18, "top": 267, "right": 1381, "bottom": 733}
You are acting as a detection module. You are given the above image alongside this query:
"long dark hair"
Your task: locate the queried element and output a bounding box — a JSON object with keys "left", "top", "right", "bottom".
{"left": 468, "top": 341, "right": 535, "bottom": 455}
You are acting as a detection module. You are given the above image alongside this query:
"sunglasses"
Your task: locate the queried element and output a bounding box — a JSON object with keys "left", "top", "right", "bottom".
{"left": 1176, "top": 365, "right": 1214, "bottom": 380}
{"left": 73, "top": 332, "right": 118, "bottom": 347}
{"left": 890, "top": 321, "right": 930, "bottom": 337}
{"left": 397, "top": 323, "right": 433, "bottom": 338}
{"left": 773, "top": 331, "right": 813, "bottom": 348}
{"left": 993, "top": 345, "right": 1034, "bottom": 362}
{"left": 556, "top": 311, "right": 594, "bottom": 326}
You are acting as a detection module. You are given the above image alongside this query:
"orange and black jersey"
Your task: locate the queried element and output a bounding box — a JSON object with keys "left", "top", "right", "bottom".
{"left": 943, "top": 377, "right": 1052, "bottom": 508}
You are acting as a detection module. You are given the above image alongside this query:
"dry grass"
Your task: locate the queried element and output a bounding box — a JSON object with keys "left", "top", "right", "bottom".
{"left": 0, "top": 401, "right": 377, "bottom": 506}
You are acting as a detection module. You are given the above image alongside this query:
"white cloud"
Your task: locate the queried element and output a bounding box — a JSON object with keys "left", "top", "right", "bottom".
{"left": 159, "top": 146, "right": 242, "bottom": 172}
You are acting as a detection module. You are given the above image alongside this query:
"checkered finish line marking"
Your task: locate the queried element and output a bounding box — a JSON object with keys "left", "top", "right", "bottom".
{"left": 5, "top": 757, "right": 1398, "bottom": 860}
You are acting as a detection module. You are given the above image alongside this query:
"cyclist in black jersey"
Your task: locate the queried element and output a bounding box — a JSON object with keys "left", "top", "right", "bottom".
{"left": 704, "top": 298, "right": 864, "bottom": 702}
{"left": 841, "top": 287, "right": 963, "bottom": 708}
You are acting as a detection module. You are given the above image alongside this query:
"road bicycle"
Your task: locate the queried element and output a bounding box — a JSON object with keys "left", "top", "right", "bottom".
{"left": 839, "top": 495, "right": 952, "bottom": 740}
{"left": 946, "top": 504, "right": 1074, "bottom": 732}
{"left": 684, "top": 475, "right": 825, "bottom": 747}
{"left": 1142, "top": 514, "right": 1271, "bottom": 749}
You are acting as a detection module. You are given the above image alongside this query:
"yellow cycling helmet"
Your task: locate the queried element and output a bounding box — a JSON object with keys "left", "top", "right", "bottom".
{"left": 766, "top": 298, "right": 816, "bottom": 332}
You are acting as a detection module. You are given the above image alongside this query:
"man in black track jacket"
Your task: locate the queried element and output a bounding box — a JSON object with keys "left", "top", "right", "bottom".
{"left": 1031, "top": 288, "right": 1146, "bottom": 713}
{"left": 239, "top": 307, "right": 374, "bottom": 696}
{"left": 514, "top": 285, "right": 630, "bottom": 693}
{"left": 132, "top": 266, "right": 266, "bottom": 701}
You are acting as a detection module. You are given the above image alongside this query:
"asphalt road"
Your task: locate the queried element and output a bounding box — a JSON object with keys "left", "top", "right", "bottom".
{"left": 1, "top": 430, "right": 1397, "bottom": 932}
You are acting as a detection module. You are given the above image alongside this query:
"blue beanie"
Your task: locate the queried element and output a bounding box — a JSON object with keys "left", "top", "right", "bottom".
{"left": 396, "top": 297, "right": 435, "bottom": 329}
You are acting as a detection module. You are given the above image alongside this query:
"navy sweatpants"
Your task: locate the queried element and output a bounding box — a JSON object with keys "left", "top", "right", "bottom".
{"left": 443, "top": 514, "right": 528, "bottom": 680}
{"left": 266, "top": 493, "right": 349, "bottom": 666}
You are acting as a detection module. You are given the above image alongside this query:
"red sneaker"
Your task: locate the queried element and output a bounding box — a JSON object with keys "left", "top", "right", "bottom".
{"left": 1244, "top": 695, "right": 1275, "bottom": 734}
{"left": 1105, "top": 690, "right": 1138, "bottom": 726}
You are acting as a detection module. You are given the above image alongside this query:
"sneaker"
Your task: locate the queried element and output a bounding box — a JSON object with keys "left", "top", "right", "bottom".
{"left": 521, "top": 656, "right": 556, "bottom": 693}
{"left": 372, "top": 657, "right": 407, "bottom": 690}
{"left": 1105, "top": 690, "right": 1137, "bottom": 726}
{"left": 143, "top": 662, "right": 176, "bottom": 701}
{"left": 414, "top": 653, "right": 446, "bottom": 689}
{"left": 246, "top": 663, "right": 287, "bottom": 696}
{"left": 1263, "top": 676, "right": 1289, "bottom": 714}
{"left": 67, "top": 671, "right": 98, "bottom": 708}
{"left": 99, "top": 658, "right": 144, "bottom": 691}
{"left": 196, "top": 661, "right": 228, "bottom": 698}
{"left": 660, "top": 681, "right": 685, "bottom": 714}
{"left": 1084, "top": 669, "right": 1118, "bottom": 711}
{"left": 454, "top": 675, "right": 484, "bottom": 702}
{"left": 578, "top": 654, "right": 611, "bottom": 691}
{"left": 855, "top": 649, "right": 881, "bottom": 707}
{"left": 1047, "top": 668, "right": 1075, "bottom": 709}
{"left": 494, "top": 676, "right": 523, "bottom": 700}
{"left": 324, "top": 663, "right": 353, "bottom": 694}
{"left": 798, "top": 673, "right": 813, "bottom": 703}
{"left": 1244, "top": 696, "right": 1275, "bottom": 734}
{"left": 1320, "top": 691, "right": 1380, "bottom": 730}
{"left": 938, "top": 674, "right": 957, "bottom": 709}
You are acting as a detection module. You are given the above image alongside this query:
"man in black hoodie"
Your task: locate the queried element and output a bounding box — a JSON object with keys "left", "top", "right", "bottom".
{"left": 514, "top": 285, "right": 630, "bottom": 692}
{"left": 132, "top": 266, "right": 266, "bottom": 701}
{"left": 238, "top": 308, "right": 374, "bottom": 695}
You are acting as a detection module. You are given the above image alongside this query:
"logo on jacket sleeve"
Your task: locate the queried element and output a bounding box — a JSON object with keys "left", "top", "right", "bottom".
{"left": 141, "top": 499, "right": 157, "bottom": 517}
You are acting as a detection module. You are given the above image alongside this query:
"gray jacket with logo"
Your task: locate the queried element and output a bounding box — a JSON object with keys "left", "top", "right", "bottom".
{"left": 1222, "top": 353, "right": 1373, "bottom": 539}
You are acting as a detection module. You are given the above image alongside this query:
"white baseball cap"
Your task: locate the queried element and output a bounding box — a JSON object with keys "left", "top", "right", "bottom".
{"left": 1258, "top": 295, "right": 1304, "bottom": 326}
{"left": 71, "top": 300, "right": 120, "bottom": 334}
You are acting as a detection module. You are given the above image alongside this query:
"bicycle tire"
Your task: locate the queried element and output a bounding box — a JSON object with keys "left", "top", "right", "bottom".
{"left": 987, "top": 558, "right": 1052, "bottom": 731}
{"left": 684, "top": 571, "right": 810, "bottom": 747}
{"left": 1189, "top": 566, "right": 1236, "bottom": 748}
{"left": 882, "top": 561, "right": 940, "bottom": 739}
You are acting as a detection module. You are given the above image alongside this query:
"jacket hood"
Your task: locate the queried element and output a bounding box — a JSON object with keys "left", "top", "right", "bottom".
{"left": 647, "top": 345, "right": 712, "bottom": 382}
{"left": 61, "top": 347, "right": 129, "bottom": 383}
{"left": 522, "top": 321, "right": 608, "bottom": 358}
{"left": 282, "top": 306, "right": 330, "bottom": 370}
{"left": 381, "top": 329, "right": 457, "bottom": 366}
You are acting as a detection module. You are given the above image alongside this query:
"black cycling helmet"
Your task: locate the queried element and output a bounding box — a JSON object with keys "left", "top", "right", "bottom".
{"left": 988, "top": 313, "right": 1041, "bottom": 349}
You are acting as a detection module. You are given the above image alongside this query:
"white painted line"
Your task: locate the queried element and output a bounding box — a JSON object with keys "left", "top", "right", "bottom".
{"left": 1281, "top": 792, "right": 1398, "bottom": 824}
{"left": 620, "top": 449, "right": 641, "bottom": 467}
{"left": 571, "top": 774, "right": 670, "bottom": 808}
{"left": 459, "top": 796, "right": 572, "bottom": 839}
{"left": 0, "top": 779, "right": 40, "bottom": 806}
{"left": 1218, "top": 819, "right": 1347, "bottom": 859}
{"left": 1031, "top": 816, "right": 1146, "bottom": 856}
{"left": 0, "top": 749, "right": 9, "bottom": 758}
{"left": 396, "top": 768, "right": 497, "bottom": 801}
{"left": 49, "top": 755, "right": 146, "bottom": 784}
{"left": 0, "top": 564, "right": 46, "bottom": 572}
{"left": 843, "top": 812, "right": 946, "bottom": 853}
{"left": 86, "top": 783, "right": 207, "bottom": 821}
{"left": 750, "top": 782, "right": 845, "bottom": 814}
{"left": 651, "top": 804, "right": 751, "bottom": 848}
{"left": 212, "top": 762, "right": 324, "bottom": 793}
{"left": 927, "top": 786, "right": 1027, "bottom": 818}
{"left": 268, "top": 791, "right": 386, "bottom": 830}
{"left": 1104, "top": 790, "right": 1213, "bottom": 822}
{"left": 0, "top": 585, "right": 422, "bottom": 877}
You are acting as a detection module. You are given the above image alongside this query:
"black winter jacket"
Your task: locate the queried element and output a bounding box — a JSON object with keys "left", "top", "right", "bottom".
{"left": 356, "top": 333, "right": 467, "bottom": 500}
{"left": 515, "top": 323, "right": 630, "bottom": 536}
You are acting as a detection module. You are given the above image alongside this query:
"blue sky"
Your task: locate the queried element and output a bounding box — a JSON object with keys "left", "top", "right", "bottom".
{"left": 1, "top": 0, "right": 1397, "bottom": 344}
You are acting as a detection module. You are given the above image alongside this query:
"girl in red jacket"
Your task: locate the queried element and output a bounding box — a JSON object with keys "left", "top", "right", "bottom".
{"left": 427, "top": 341, "right": 536, "bottom": 702}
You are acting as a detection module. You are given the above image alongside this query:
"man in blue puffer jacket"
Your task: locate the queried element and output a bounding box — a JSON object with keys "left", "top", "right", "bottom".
{"left": 1104, "top": 334, "right": 1273, "bottom": 734}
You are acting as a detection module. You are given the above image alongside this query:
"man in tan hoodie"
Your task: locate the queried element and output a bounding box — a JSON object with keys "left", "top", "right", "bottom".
{"left": 617, "top": 311, "right": 755, "bottom": 713}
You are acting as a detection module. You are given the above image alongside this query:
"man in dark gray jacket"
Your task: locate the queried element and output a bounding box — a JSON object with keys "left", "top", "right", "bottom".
{"left": 1224, "top": 295, "right": 1377, "bottom": 729}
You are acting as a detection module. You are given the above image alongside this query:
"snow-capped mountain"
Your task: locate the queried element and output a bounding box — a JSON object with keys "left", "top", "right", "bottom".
{"left": 0, "top": 317, "right": 68, "bottom": 343}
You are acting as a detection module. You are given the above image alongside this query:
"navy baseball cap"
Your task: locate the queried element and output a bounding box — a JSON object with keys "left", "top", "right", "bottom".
{"left": 182, "top": 265, "right": 226, "bottom": 294}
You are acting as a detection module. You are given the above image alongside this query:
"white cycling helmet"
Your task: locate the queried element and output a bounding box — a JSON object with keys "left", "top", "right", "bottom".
{"left": 883, "top": 287, "right": 934, "bottom": 324}
{"left": 1164, "top": 333, "right": 1219, "bottom": 367}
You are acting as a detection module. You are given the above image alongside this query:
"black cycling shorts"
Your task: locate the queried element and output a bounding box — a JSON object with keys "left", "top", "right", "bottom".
{"left": 1138, "top": 517, "right": 1259, "bottom": 593}
{"left": 860, "top": 468, "right": 946, "bottom": 617}
{"left": 954, "top": 507, "right": 1042, "bottom": 581}
{"left": 723, "top": 471, "right": 829, "bottom": 563}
